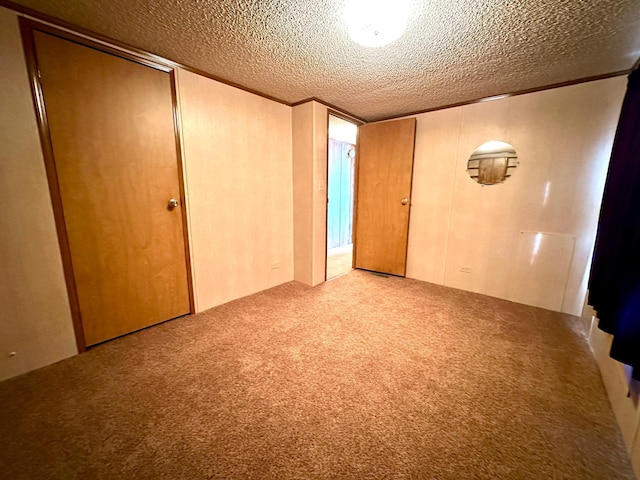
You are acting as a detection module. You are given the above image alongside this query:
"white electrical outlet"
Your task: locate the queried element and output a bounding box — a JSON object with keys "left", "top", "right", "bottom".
{"left": 460, "top": 266, "right": 472, "bottom": 274}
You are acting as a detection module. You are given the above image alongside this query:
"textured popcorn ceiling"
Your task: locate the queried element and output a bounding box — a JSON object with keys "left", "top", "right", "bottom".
{"left": 8, "top": 0, "right": 640, "bottom": 121}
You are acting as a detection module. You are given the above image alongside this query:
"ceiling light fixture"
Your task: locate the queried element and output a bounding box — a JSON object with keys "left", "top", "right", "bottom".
{"left": 344, "top": 0, "right": 412, "bottom": 48}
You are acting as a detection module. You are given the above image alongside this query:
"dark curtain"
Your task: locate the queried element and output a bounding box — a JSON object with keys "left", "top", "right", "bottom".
{"left": 588, "top": 68, "right": 640, "bottom": 381}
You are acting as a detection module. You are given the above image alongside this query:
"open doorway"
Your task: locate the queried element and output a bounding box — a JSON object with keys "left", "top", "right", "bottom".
{"left": 326, "top": 114, "right": 358, "bottom": 280}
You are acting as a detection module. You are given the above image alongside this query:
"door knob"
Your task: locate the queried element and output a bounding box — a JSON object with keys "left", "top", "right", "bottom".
{"left": 168, "top": 198, "right": 179, "bottom": 209}
{"left": 401, "top": 198, "right": 409, "bottom": 205}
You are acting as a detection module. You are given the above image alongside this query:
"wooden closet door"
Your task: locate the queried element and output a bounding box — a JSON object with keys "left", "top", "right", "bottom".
{"left": 34, "top": 31, "right": 191, "bottom": 345}
{"left": 354, "top": 118, "right": 416, "bottom": 276}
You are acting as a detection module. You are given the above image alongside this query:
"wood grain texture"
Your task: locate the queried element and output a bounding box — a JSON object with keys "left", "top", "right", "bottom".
{"left": 34, "top": 31, "right": 190, "bottom": 345}
{"left": 21, "top": 20, "right": 88, "bottom": 352}
{"left": 354, "top": 118, "right": 416, "bottom": 276}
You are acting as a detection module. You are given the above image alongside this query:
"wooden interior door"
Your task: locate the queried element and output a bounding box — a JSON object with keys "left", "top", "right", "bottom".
{"left": 34, "top": 31, "right": 191, "bottom": 346}
{"left": 354, "top": 118, "right": 416, "bottom": 276}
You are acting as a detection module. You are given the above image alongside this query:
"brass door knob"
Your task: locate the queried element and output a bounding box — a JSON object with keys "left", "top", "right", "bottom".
{"left": 401, "top": 198, "right": 409, "bottom": 206}
{"left": 168, "top": 198, "right": 179, "bottom": 209}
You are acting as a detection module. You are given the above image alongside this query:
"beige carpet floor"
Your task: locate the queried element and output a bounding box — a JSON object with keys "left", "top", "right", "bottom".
{"left": 0, "top": 270, "right": 635, "bottom": 479}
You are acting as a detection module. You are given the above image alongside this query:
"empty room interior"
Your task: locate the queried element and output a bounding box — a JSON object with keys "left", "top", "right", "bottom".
{"left": 1, "top": 0, "right": 640, "bottom": 478}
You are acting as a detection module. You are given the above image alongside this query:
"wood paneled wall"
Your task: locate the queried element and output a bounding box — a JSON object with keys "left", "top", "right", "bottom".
{"left": 292, "top": 102, "right": 315, "bottom": 285}
{"left": 176, "top": 69, "right": 294, "bottom": 312}
{"left": 404, "top": 77, "right": 627, "bottom": 316}
{"left": 292, "top": 101, "right": 328, "bottom": 286}
{"left": 0, "top": 7, "right": 77, "bottom": 380}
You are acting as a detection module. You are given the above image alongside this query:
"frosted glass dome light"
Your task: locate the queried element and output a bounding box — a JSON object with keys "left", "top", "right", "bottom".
{"left": 344, "top": 0, "right": 412, "bottom": 48}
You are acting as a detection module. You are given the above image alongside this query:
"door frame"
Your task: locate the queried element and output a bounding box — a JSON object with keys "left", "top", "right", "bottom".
{"left": 324, "top": 110, "right": 363, "bottom": 281}
{"left": 19, "top": 18, "right": 196, "bottom": 352}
